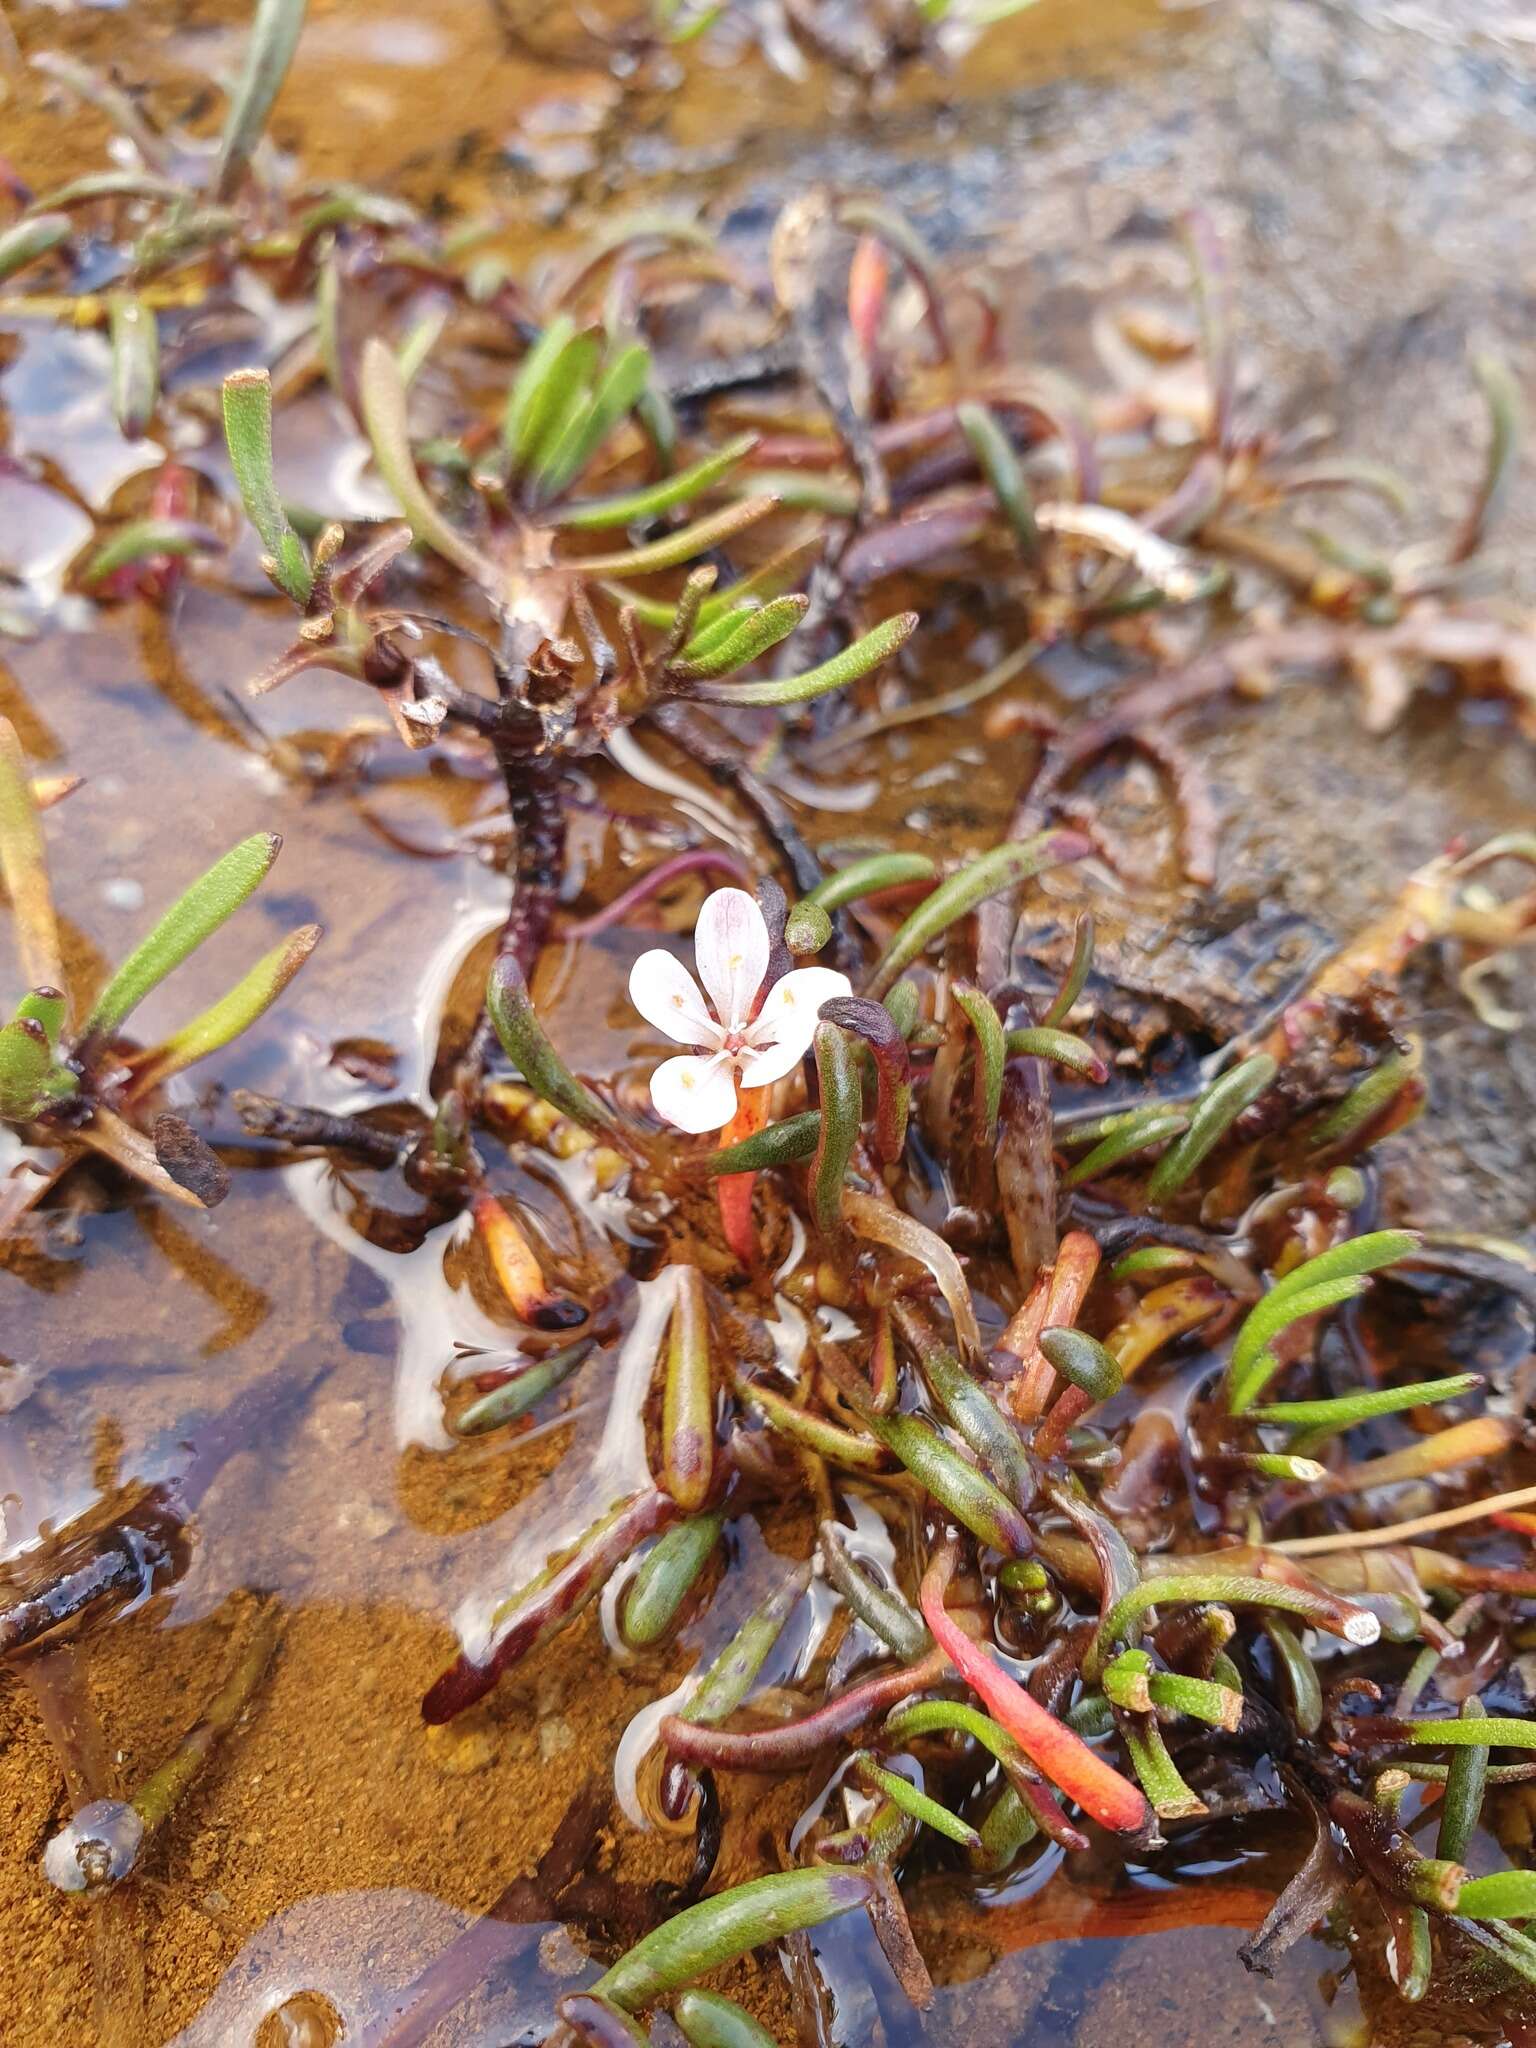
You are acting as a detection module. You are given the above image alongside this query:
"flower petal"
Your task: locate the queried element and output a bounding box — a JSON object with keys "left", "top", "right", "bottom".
{"left": 738, "top": 966, "right": 853, "bottom": 1086}
{"left": 629, "top": 949, "right": 718, "bottom": 1047}
{"left": 693, "top": 888, "right": 769, "bottom": 1032}
{"left": 650, "top": 1053, "right": 739, "bottom": 1134}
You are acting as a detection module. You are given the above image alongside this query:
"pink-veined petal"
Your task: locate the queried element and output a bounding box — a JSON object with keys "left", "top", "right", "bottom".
{"left": 629, "top": 949, "right": 719, "bottom": 1048}
{"left": 693, "top": 888, "right": 769, "bottom": 1032}
{"left": 650, "top": 1053, "right": 739, "bottom": 1134}
{"left": 738, "top": 966, "right": 853, "bottom": 1086}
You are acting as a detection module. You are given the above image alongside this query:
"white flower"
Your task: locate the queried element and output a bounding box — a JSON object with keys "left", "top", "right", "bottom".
{"left": 628, "top": 888, "right": 851, "bottom": 1134}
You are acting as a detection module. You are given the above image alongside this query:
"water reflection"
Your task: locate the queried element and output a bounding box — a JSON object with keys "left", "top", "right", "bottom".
{"left": 167, "top": 1889, "right": 547, "bottom": 2046}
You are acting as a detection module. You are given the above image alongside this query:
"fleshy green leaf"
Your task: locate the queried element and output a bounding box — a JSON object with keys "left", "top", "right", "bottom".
{"left": 810, "top": 1020, "right": 861, "bottom": 1234}
{"left": 521, "top": 336, "right": 602, "bottom": 481}
{"left": 665, "top": 595, "right": 809, "bottom": 683}
{"left": 1003, "top": 1025, "right": 1108, "bottom": 1083}
{"left": 0, "top": 1017, "right": 63, "bottom": 1122}
{"left": 1063, "top": 1108, "right": 1188, "bottom": 1188}
{"left": 1226, "top": 1230, "right": 1420, "bottom": 1414}
{"left": 1042, "top": 910, "right": 1095, "bottom": 1027}
{"left": 694, "top": 610, "right": 916, "bottom": 707}
{"left": 958, "top": 400, "right": 1037, "bottom": 554}
{"left": 221, "top": 370, "right": 313, "bottom": 603}
{"left": 590, "top": 1869, "right": 871, "bottom": 2011}
{"left": 359, "top": 340, "right": 497, "bottom": 585}
{"left": 0, "top": 717, "right": 64, "bottom": 995}
{"left": 108, "top": 295, "right": 159, "bottom": 440}
{"left": 698, "top": 1110, "right": 820, "bottom": 1175}
{"left": 571, "top": 495, "right": 779, "bottom": 578}
{"left": 1451, "top": 354, "right": 1522, "bottom": 563}
{"left": 486, "top": 955, "right": 637, "bottom": 1153}
{"left": 865, "top": 831, "right": 1089, "bottom": 1000}
{"left": 533, "top": 343, "right": 651, "bottom": 502}
{"left": 126, "top": 924, "right": 320, "bottom": 1094}
{"left": 554, "top": 433, "right": 757, "bottom": 531}
{"left": 213, "top": 0, "right": 309, "bottom": 200}
{"left": 1144, "top": 1052, "right": 1277, "bottom": 1205}
{"left": 851, "top": 1752, "right": 980, "bottom": 1847}
{"left": 1310, "top": 1047, "right": 1419, "bottom": 1150}
{"left": 14, "top": 987, "right": 65, "bottom": 1044}
{"left": 85, "top": 832, "right": 283, "bottom": 1043}
{"left": 819, "top": 995, "right": 910, "bottom": 1165}
{"left": 1039, "top": 1327, "right": 1123, "bottom": 1405}
{"left": 396, "top": 305, "right": 447, "bottom": 388}
{"left": 801, "top": 853, "right": 937, "bottom": 913}
{"left": 953, "top": 982, "right": 1005, "bottom": 1140}
{"left": 784, "top": 900, "right": 831, "bottom": 956}
{"left": 502, "top": 316, "right": 579, "bottom": 463}
{"left": 674, "top": 1989, "right": 779, "bottom": 2048}
{"left": 1457, "top": 1869, "right": 1536, "bottom": 1922}
{"left": 134, "top": 206, "right": 242, "bottom": 277}
{"left": 0, "top": 213, "right": 70, "bottom": 284}
{"left": 1250, "top": 1372, "right": 1481, "bottom": 1452}
{"left": 82, "top": 519, "right": 215, "bottom": 587}
{"left": 621, "top": 1512, "right": 724, "bottom": 1647}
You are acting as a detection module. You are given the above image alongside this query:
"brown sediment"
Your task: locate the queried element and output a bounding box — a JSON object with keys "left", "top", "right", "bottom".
{"left": 1, "top": 1593, "right": 818, "bottom": 2042}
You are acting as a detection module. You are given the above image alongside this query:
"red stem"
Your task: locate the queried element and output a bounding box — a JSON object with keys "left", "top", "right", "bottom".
{"left": 919, "top": 1550, "right": 1148, "bottom": 1837}
{"left": 716, "top": 1086, "right": 769, "bottom": 1266}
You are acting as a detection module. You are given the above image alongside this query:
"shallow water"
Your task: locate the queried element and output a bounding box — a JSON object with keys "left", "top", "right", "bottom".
{"left": 2, "top": 1, "right": 1535, "bottom": 2043}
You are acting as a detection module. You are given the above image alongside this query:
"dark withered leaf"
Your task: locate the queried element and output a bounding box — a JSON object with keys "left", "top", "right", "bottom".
{"left": 1239, "top": 1801, "right": 1349, "bottom": 1976}
{"left": 152, "top": 1115, "right": 231, "bottom": 1208}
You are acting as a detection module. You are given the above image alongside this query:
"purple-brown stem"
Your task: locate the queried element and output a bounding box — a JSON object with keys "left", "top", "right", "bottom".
{"left": 659, "top": 1649, "right": 949, "bottom": 1770}
{"left": 422, "top": 1489, "right": 678, "bottom": 1723}
{"left": 561, "top": 849, "right": 752, "bottom": 938}
{"left": 454, "top": 758, "right": 565, "bottom": 1097}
